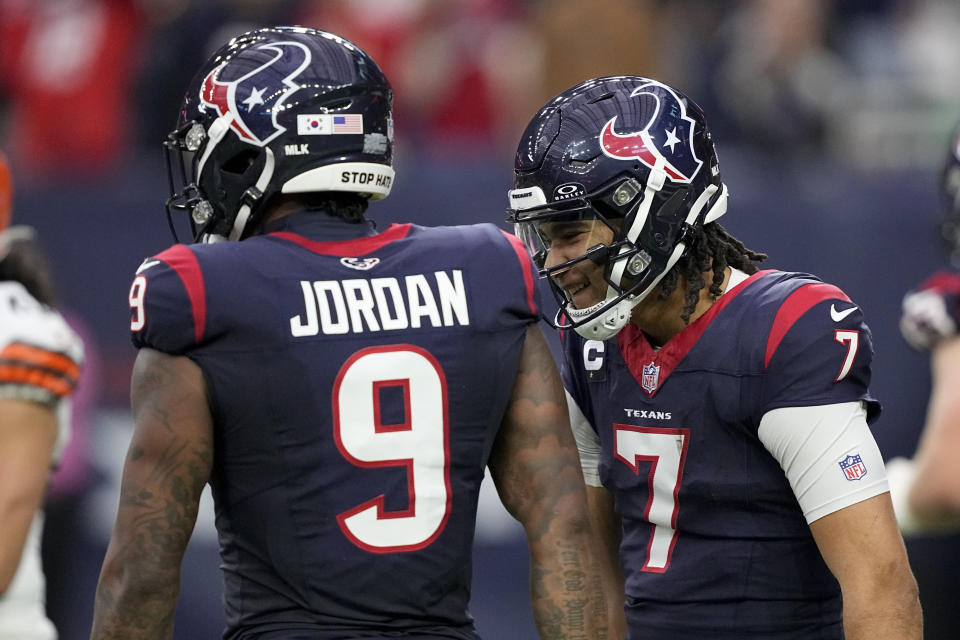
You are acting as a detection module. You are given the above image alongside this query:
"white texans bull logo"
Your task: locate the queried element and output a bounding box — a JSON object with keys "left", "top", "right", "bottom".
{"left": 599, "top": 80, "right": 704, "bottom": 184}
{"left": 199, "top": 41, "right": 311, "bottom": 146}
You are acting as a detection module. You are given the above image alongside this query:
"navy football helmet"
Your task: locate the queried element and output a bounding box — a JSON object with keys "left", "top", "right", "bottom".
{"left": 165, "top": 26, "right": 394, "bottom": 242}
{"left": 506, "top": 76, "right": 727, "bottom": 339}
{"left": 941, "top": 122, "right": 960, "bottom": 264}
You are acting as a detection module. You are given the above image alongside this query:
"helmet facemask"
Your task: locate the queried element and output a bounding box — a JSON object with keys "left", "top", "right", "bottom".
{"left": 165, "top": 115, "right": 278, "bottom": 243}
{"left": 512, "top": 165, "right": 727, "bottom": 340}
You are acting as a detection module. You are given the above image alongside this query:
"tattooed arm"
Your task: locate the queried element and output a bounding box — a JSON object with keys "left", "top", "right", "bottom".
{"left": 586, "top": 486, "right": 627, "bottom": 639}
{"left": 90, "top": 349, "right": 213, "bottom": 640}
{"left": 488, "top": 325, "right": 609, "bottom": 640}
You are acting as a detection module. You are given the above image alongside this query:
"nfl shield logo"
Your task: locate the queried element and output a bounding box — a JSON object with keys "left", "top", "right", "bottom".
{"left": 641, "top": 362, "right": 660, "bottom": 393}
{"left": 839, "top": 454, "right": 868, "bottom": 481}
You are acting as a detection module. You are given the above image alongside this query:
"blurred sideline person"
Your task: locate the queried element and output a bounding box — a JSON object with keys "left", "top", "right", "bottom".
{"left": 505, "top": 76, "right": 921, "bottom": 639}
{"left": 90, "top": 27, "right": 608, "bottom": 640}
{"left": 891, "top": 123, "right": 960, "bottom": 535}
{"left": 0, "top": 150, "right": 84, "bottom": 639}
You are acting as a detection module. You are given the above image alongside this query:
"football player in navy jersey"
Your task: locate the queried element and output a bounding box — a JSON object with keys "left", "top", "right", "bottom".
{"left": 90, "top": 27, "right": 608, "bottom": 640}
{"left": 506, "top": 76, "right": 921, "bottom": 639}
{"left": 889, "top": 122, "right": 960, "bottom": 536}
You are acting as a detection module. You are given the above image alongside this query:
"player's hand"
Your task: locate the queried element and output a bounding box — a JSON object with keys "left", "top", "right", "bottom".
{"left": 900, "top": 288, "right": 957, "bottom": 351}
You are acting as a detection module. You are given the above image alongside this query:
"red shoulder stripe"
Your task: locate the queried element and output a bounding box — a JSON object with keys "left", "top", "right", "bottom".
{"left": 499, "top": 229, "right": 537, "bottom": 316}
{"left": 155, "top": 245, "right": 207, "bottom": 344}
{"left": 764, "top": 282, "right": 850, "bottom": 368}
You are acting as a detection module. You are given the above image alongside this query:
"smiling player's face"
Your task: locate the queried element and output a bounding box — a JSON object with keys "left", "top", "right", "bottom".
{"left": 541, "top": 219, "right": 616, "bottom": 310}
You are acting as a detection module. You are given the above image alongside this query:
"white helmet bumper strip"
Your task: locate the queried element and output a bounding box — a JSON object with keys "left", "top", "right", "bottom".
{"left": 613, "top": 157, "right": 666, "bottom": 280}
{"left": 196, "top": 114, "right": 233, "bottom": 179}
{"left": 195, "top": 114, "right": 235, "bottom": 243}
{"left": 282, "top": 162, "right": 395, "bottom": 200}
{"left": 507, "top": 186, "right": 548, "bottom": 211}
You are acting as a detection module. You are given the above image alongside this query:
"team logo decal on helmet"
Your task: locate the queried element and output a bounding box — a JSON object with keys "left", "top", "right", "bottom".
{"left": 200, "top": 41, "right": 311, "bottom": 146}
{"left": 599, "top": 82, "right": 704, "bottom": 184}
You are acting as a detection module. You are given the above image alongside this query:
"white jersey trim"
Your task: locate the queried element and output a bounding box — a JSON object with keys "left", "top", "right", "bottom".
{"left": 566, "top": 390, "right": 603, "bottom": 487}
{"left": 758, "top": 401, "right": 889, "bottom": 523}
{"left": 725, "top": 266, "right": 749, "bottom": 291}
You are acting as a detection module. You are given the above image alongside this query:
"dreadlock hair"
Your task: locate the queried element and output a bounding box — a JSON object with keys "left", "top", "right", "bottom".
{"left": 655, "top": 222, "right": 767, "bottom": 324}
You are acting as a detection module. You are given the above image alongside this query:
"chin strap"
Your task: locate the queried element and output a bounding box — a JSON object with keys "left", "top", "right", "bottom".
{"left": 570, "top": 161, "right": 669, "bottom": 340}
{"left": 566, "top": 181, "right": 728, "bottom": 340}
{"left": 201, "top": 146, "right": 277, "bottom": 243}
{"left": 565, "top": 298, "right": 636, "bottom": 340}
{"left": 228, "top": 147, "right": 276, "bottom": 241}
{"left": 193, "top": 114, "right": 276, "bottom": 243}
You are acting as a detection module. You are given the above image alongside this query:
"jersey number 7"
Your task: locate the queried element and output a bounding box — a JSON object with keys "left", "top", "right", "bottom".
{"left": 614, "top": 425, "right": 690, "bottom": 572}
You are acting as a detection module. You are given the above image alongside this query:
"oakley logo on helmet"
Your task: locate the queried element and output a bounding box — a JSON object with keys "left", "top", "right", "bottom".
{"left": 554, "top": 183, "right": 585, "bottom": 200}
{"left": 200, "top": 41, "right": 311, "bottom": 146}
{"left": 599, "top": 81, "right": 704, "bottom": 184}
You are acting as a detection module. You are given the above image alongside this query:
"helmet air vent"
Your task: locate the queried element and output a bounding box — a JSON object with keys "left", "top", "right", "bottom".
{"left": 588, "top": 92, "right": 615, "bottom": 104}
{"left": 320, "top": 98, "right": 353, "bottom": 112}
{"left": 222, "top": 150, "right": 259, "bottom": 174}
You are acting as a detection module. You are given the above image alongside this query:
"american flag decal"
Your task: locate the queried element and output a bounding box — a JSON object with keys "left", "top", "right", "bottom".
{"left": 332, "top": 114, "right": 363, "bottom": 134}
{"left": 838, "top": 454, "right": 868, "bottom": 481}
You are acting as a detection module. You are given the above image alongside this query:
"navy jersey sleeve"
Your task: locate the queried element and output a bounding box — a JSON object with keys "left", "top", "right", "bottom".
{"left": 472, "top": 224, "right": 541, "bottom": 326}
{"left": 558, "top": 331, "right": 598, "bottom": 428}
{"left": 901, "top": 269, "right": 960, "bottom": 350}
{"left": 761, "top": 281, "right": 880, "bottom": 422}
{"left": 129, "top": 244, "right": 208, "bottom": 354}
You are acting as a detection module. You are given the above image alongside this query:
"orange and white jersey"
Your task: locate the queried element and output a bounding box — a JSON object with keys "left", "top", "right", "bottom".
{"left": 0, "top": 280, "right": 82, "bottom": 640}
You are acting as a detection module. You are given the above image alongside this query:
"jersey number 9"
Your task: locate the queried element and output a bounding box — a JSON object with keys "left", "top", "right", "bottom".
{"left": 333, "top": 344, "right": 452, "bottom": 553}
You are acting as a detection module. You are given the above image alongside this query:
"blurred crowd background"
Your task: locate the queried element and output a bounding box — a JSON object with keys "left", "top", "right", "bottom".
{"left": 2, "top": 0, "right": 960, "bottom": 638}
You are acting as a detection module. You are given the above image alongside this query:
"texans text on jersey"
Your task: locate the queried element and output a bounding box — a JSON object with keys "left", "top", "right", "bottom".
{"left": 289, "top": 270, "right": 469, "bottom": 336}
